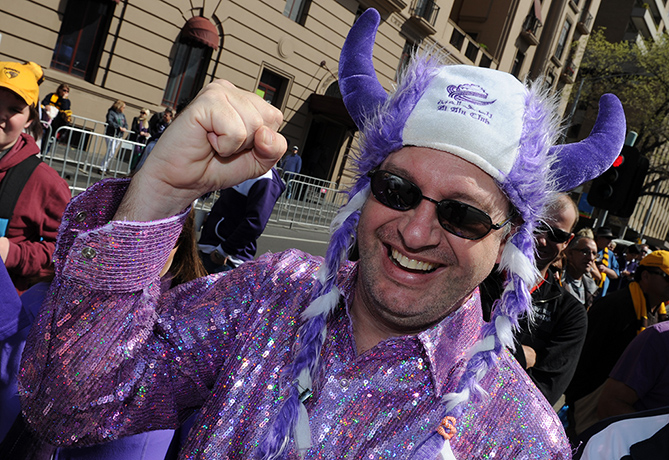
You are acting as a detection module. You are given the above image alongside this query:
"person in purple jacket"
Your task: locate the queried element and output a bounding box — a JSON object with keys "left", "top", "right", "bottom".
{"left": 197, "top": 167, "right": 285, "bottom": 273}
{"left": 19, "top": 9, "right": 626, "bottom": 460}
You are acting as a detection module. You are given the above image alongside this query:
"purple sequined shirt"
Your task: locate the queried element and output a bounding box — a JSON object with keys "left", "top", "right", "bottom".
{"left": 20, "top": 179, "right": 571, "bottom": 459}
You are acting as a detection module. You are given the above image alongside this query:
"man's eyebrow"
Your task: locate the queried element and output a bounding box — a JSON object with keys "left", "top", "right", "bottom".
{"left": 383, "top": 162, "right": 498, "bottom": 212}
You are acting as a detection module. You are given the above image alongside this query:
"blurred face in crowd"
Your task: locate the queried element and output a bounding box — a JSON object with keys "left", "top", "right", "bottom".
{"left": 0, "top": 87, "right": 32, "bottom": 151}
{"left": 534, "top": 196, "right": 576, "bottom": 274}
{"left": 595, "top": 235, "right": 613, "bottom": 251}
{"left": 163, "top": 110, "right": 173, "bottom": 123}
{"left": 567, "top": 237, "right": 598, "bottom": 276}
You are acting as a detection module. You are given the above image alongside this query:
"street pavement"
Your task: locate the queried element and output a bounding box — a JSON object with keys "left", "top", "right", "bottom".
{"left": 256, "top": 221, "right": 330, "bottom": 258}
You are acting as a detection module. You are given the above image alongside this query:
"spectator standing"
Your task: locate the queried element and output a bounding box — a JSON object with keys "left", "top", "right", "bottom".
{"left": 617, "top": 244, "right": 642, "bottom": 290}
{"left": 567, "top": 250, "right": 669, "bottom": 435}
{"left": 149, "top": 107, "right": 174, "bottom": 140}
{"left": 41, "top": 83, "right": 72, "bottom": 138}
{"left": 563, "top": 234, "right": 601, "bottom": 309}
{"left": 18, "top": 10, "right": 627, "bottom": 459}
{"left": 198, "top": 168, "right": 285, "bottom": 273}
{"left": 134, "top": 107, "right": 174, "bottom": 171}
{"left": 280, "top": 145, "right": 302, "bottom": 198}
{"left": 0, "top": 61, "right": 71, "bottom": 293}
{"left": 129, "top": 108, "right": 151, "bottom": 170}
{"left": 101, "top": 100, "right": 128, "bottom": 174}
{"left": 280, "top": 145, "right": 302, "bottom": 176}
{"left": 594, "top": 226, "right": 620, "bottom": 297}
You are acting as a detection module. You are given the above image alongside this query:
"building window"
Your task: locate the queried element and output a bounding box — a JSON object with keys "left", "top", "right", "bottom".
{"left": 450, "top": 29, "right": 465, "bottom": 51}
{"left": 256, "top": 68, "right": 290, "bottom": 109}
{"left": 465, "top": 42, "right": 479, "bottom": 62}
{"left": 479, "top": 54, "right": 492, "bottom": 68}
{"left": 50, "top": 0, "right": 114, "bottom": 81}
{"left": 554, "top": 20, "right": 572, "bottom": 61}
{"left": 163, "top": 40, "right": 212, "bottom": 109}
{"left": 396, "top": 41, "right": 415, "bottom": 80}
{"left": 284, "top": 0, "right": 312, "bottom": 24}
{"left": 511, "top": 50, "right": 525, "bottom": 77}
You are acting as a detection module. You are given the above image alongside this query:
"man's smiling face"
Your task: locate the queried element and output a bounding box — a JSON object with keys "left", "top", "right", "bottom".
{"left": 353, "top": 146, "right": 511, "bottom": 336}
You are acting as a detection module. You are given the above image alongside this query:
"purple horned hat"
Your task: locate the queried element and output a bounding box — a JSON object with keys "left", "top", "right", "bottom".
{"left": 260, "top": 8, "right": 626, "bottom": 460}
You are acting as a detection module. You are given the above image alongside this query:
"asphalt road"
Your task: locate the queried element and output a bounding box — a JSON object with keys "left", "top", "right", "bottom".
{"left": 256, "top": 222, "right": 331, "bottom": 258}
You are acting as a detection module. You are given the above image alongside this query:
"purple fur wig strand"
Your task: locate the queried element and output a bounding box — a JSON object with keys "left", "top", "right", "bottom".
{"left": 321, "top": 210, "right": 360, "bottom": 293}
{"left": 259, "top": 313, "right": 328, "bottom": 459}
{"left": 258, "top": 386, "right": 301, "bottom": 459}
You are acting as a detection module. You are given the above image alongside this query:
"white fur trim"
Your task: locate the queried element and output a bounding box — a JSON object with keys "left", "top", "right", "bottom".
{"left": 465, "top": 335, "right": 495, "bottom": 359}
{"left": 301, "top": 286, "right": 341, "bottom": 319}
{"left": 498, "top": 242, "right": 539, "bottom": 287}
{"left": 442, "top": 388, "right": 470, "bottom": 412}
{"left": 495, "top": 315, "right": 514, "bottom": 349}
{"left": 294, "top": 400, "right": 312, "bottom": 456}
{"left": 437, "top": 439, "right": 458, "bottom": 460}
{"left": 329, "top": 186, "right": 370, "bottom": 235}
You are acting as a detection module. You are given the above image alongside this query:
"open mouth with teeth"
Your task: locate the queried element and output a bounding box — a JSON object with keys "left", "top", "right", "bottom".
{"left": 390, "top": 247, "right": 438, "bottom": 273}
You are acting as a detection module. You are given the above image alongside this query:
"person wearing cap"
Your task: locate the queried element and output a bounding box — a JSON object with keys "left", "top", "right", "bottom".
{"left": 0, "top": 61, "right": 70, "bottom": 293}
{"left": 41, "top": 83, "right": 72, "bottom": 136}
{"left": 19, "top": 10, "right": 627, "bottom": 459}
{"left": 280, "top": 145, "right": 302, "bottom": 176}
{"left": 567, "top": 250, "right": 669, "bottom": 436}
{"left": 279, "top": 145, "right": 302, "bottom": 199}
{"left": 617, "top": 243, "right": 642, "bottom": 290}
{"left": 594, "top": 226, "right": 620, "bottom": 297}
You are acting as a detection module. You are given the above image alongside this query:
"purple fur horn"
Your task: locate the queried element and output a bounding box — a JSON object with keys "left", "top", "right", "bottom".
{"left": 338, "top": 8, "right": 388, "bottom": 129}
{"left": 550, "top": 93, "right": 626, "bottom": 192}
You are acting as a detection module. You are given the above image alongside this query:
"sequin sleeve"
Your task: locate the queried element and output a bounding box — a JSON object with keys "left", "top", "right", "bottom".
{"left": 17, "top": 179, "right": 277, "bottom": 446}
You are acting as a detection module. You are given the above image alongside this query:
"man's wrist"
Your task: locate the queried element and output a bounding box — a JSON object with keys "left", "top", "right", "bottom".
{"left": 114, "top": 172, "right": 194, "bottom": 222}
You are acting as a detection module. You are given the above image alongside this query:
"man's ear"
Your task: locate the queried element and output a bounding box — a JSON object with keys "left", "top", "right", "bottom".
{"left": 495, "top": 238, "right": 507, "bottom": 265}
{"left": 495, "top": 224, "right": 518, "bottom": 264}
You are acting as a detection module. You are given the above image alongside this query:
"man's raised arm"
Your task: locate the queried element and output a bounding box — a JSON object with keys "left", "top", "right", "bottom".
{"left": 116, "top": 79, "right": 286, "bottom": 222}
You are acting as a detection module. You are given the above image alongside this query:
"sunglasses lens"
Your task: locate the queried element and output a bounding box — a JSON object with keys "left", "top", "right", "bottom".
{"left": 436, "top": 201, "right": 492, "bottom": 239}
{"left": 370, "top": 171, "right": 421, "bottom": 211}
{"left": 537, "top": 223, "right": 571, "bottom": 243}
{"left": 369, "top": 170, "right": 494, "bottom": 240}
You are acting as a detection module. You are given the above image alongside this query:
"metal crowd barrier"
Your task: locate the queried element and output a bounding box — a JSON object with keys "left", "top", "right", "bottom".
{"left": 41, "top": 126, "right": 144, "bottom": 196}
{"left": 193, "top": 172, "right": 346, "bottom": 232}
{"left": 271, "top": 172, "right": 346, "bottom": 230}
{"left": 70, "top": 114, "right": 109, "bottom": 134}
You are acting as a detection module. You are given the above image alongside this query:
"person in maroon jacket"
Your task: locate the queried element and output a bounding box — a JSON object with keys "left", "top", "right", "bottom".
{"left": 0, "top": 61, "right": 71, "bottom": 293}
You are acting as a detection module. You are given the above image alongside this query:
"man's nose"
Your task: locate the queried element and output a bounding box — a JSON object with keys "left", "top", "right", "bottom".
{"left": 398, "top": 200, "right": 442, "bottom": 249}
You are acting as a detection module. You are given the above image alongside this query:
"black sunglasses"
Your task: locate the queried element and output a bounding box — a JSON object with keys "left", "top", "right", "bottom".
{"left": 367, "top": 170, "right": 513, "bottom": 240}
{"left": 535, "top": 222, "right": 572, "bottom": 244}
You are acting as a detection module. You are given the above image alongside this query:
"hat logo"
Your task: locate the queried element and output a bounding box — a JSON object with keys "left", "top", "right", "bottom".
{"left": 436, "top": 83, "right": 495, "bottom": 125}
{"left": 446, "top": 84, "right": 496, "bottom": 106}
{"left": 3, "top": 68, "right": 19, "bottom": 79}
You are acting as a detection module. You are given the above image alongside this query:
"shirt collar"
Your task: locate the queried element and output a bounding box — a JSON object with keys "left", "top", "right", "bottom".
{"left": 338, "top": 262, "right": 484, "bottom": 398}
